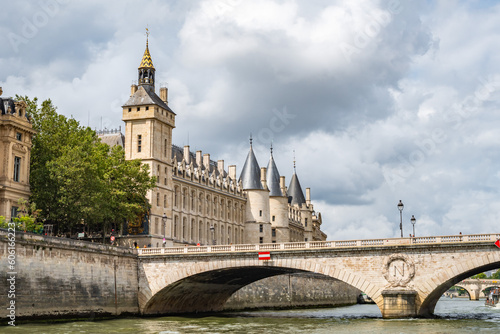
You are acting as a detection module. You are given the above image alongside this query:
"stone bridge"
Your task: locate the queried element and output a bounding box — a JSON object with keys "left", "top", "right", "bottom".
{"left": 455, "top": 278, "right": 500, "bottom": 300}
{"left": 138, "top": 233, "right": 500, "bottom": 318}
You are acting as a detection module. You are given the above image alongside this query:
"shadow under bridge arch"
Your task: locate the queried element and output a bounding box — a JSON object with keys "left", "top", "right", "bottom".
{"left": 143, "top": 266, "right": 309, "bottom": 315}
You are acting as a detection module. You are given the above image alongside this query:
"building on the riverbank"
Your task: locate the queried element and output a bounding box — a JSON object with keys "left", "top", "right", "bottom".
{"left": 99, "top": 37, "right": 327, "bottom": 247}
{"left": 0, "top": 88, "right": 36, "bottom": 221}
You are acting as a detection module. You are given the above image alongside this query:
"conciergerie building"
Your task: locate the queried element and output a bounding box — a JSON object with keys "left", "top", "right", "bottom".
{"left": 99, "top": 37, "right": 328, "bottom": 248}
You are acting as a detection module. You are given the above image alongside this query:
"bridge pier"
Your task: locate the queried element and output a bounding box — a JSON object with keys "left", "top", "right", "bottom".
{"left": 469, "top": 288, "right": 480, "bottom": 301}
{"left": 381, "top": 289, "right": 418, "bottom": 318}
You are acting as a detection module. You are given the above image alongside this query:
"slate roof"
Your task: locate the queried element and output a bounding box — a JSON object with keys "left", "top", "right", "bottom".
{"left": 266, "top": 153, "right": 282, "bottom": 196}
{"left": 122, "top": 85, "right": 174, "bottom": 114}
{"left": 239, "top": 145, "right": 263, "bottom": 190}
{"left": 288, "top": 173, "right": 306, "bottom": 206}
{"left": 99, "top": 133, "right": 125, "bottom": 148}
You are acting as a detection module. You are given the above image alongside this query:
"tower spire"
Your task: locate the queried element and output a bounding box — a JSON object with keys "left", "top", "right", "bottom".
{"left": 138, "top": 28, "right": 155, "bottom": 88}
{"left": 293, "top": 150, "right": 296, "bottom": 173}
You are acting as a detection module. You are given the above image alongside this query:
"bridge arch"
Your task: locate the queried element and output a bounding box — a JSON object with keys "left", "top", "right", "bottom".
{"left": 140, "top": 259, "right": 381, "bottom": 315}
{"left": 417, "top": 260, "right": 500, "bottom": 316}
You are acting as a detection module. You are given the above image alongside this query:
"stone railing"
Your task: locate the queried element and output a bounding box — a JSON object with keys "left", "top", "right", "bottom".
{"left": 137, "top": 233, "right": 500, "bottom": 256}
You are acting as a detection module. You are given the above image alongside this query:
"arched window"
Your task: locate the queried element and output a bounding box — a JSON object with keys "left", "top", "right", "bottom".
{"left": 206, "top": 195, "right": 210, "bottom": 215}
{"left": 174, "top": 216, "right": 178, "bottom": 239}
{"left": 220, "top": 199, "right": 224, "bottom": 219}
{"left": 198, "top": 193, "right": 203, "bottom": 213}
{"left": 199, "top": 221, "right": 203, "bottom": 243}
{"left": 214, "top": 197, "right": 218, "bottom": 217}
{"left": 182, "top": 217, "right": 187, "bottom": 240}
{"left": 191, "top": 219, "right": 195, "bottom": 242}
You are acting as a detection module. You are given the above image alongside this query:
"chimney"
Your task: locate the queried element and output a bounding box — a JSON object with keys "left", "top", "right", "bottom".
{"left": 130, "top": 84, "right": 138, "bottom": 96}
{"left": 280, "top": 176, "right": 286, "bottom": 196}
{"left": 160, "top": 87, "right": 168, "bottom": 104}
{"left": 196, "top": 150, "right": 202, "bottom": 167}
{"left": 306, "top": 188, "right": 311, "bottom": 206}
{"left": 217, "top": 160, "right": 224, "bottom": 174}
{"left": 183, "top": 145, "right": 190, "bottom": 164}
{"left": 260, "top": 167, "right": 267, "bottom": 190}
{"left": 203, "top": 153, "right": 210, "bottom": 169}
{"left": 229, "top": 165, "right": 236, "bottom": 180}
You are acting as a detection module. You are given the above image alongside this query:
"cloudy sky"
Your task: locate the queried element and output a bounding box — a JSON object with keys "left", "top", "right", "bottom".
{"left": 2, "top": 0, "right": 500, "bottom": 240}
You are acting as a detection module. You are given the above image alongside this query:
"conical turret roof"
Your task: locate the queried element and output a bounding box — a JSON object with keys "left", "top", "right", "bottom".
{"left": 239, "top": 143, "right": 263, "bottom": 190}
{"left": 288, "top": 173, "right": 306, "bottom": 206}
{"left": 139, "top": 39, "right": 155, "bottom": 69}
{"left": 266, "top": 149, "right": 282, "bottom": 197}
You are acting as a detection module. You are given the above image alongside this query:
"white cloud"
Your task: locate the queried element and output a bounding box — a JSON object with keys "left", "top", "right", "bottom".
{"left": 1, "top": 0, "right": 500, "bottom": 241}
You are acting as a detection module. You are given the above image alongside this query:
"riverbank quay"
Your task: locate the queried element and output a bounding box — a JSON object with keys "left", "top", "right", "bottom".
{"left": 0, "top": 230, "right": 360, "bottom": 325}
{"left": 0, "top": 229, "right": 139, "bottom": 325}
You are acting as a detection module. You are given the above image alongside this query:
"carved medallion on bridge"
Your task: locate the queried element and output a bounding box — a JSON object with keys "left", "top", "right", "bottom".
{"left": 383, "top": 253, "right": 415, "bottom": 287}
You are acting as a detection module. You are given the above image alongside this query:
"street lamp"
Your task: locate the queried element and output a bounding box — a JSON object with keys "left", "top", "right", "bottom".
{"left": 162, "top": 213, "right": 167, "bottom": 247}
{"left": 397, "top": 200, "right": 404, "bottom": 238}
{"left": 411, "top": 215, "right": 416, "bottom": 237}
{"left": 210, "top": 225, "right": 215, "bottom": 245}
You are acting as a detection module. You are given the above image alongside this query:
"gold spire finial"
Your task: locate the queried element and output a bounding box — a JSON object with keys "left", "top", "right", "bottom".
{"left": 139, "top": 27, "right": 154, "bottom": 69}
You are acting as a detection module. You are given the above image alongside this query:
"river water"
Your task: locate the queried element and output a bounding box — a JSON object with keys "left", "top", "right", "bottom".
{"left": 2, "top": 297, "right": 500, "bottom": 333}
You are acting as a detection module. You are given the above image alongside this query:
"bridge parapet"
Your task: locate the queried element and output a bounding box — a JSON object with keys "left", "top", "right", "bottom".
{"left": 138, "top": 233, "right": 500, "bottom": 256}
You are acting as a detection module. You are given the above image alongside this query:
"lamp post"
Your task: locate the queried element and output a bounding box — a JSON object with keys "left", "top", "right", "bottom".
{"left": 397, "top": 200, "right": 404, "bottom": 238}
{"left": 411, "top": 215, "right": 416, "bottom": 237}
{"left": 162, "top": 213, "right": 167, "bottom": 247}
{"left": 210, "top": 225, "right": 215, "bottom": 245}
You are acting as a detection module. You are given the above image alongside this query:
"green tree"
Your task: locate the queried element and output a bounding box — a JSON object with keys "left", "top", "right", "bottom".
{"left": 18, "top": 96, "right": 156, "bottom": 236}
{"left": 471, "top": 273, "right": 488, "bottom": 279}
{"left": 492, "top": 269, "right": 500, "bottom": 279}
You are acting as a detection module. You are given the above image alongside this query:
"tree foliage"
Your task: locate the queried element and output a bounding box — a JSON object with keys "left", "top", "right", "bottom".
{"left": 471, "top": 273, "right": 488, "bottom": 279}
{"left": 492, "top": 269, "right": 500, "bottom": 279}
{"left": 18, "top": 96, "right": 156, "bottom": 234}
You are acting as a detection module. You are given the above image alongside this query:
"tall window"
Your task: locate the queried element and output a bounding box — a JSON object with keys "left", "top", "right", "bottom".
{"left": 13, "top": 156, "right": 21, "bottom": 182}
{"left": 164, "top": 139, "right": 167, "bottom": 157}
{"left": 305, "top": 218, "right": 308, "bottom": 227}
{"left": 137, "top": 135, "right": 142, "bottom": 152}
{"left": 164, "top": 195, "right": 167, "bottom": 208}
{"left": 259, "top": 224, "right": 263, "bottom": 233}
{"left": 11, "top": 206, "right": 18, "bottom": 219}
{"left": 156, "top": 193, "right": 160, "bottom": 206}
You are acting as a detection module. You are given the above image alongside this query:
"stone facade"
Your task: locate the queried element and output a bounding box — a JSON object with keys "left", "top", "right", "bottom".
{"left": 0, "top": 88, "right": 36, "bottom": 221}
{"left": 112, "top": 38, "right": 327, "bottom": 248}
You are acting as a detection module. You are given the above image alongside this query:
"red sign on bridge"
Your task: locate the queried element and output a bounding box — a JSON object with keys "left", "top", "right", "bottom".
{"left": 258, "top": 252, "right": 270, "bottom": 260}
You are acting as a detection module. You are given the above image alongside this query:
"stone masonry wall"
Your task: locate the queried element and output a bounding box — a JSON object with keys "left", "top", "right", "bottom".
{"left": 0, "top": 231, "right": 139, "bottom": 322}
{"left": 224, "top": 272, "right": 361, "bottom": 310}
